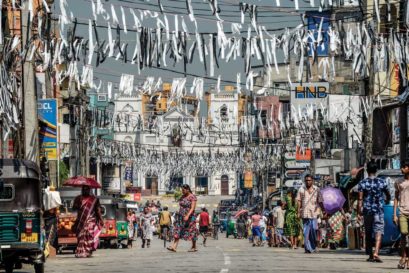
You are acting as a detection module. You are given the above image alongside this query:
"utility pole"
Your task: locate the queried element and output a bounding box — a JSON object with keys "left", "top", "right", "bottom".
{"left": 21, "top": 1, "right": 39, "bottom": 164}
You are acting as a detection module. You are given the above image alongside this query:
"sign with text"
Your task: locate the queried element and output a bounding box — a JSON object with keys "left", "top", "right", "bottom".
{"left": 38, "top": 99, "right": 58, "bottom": 160}
{"left": 124, "top": 166, "right": 133, "bottom": 181}
{"left": 290, "top": 83, "right": 329, "bottom": 122}
{"left": 292, "top": 83, "right": 329, "bottom": 99}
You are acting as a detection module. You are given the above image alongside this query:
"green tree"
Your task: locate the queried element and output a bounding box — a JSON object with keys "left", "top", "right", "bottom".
{"left": 174, "top": 187, "right": 182, "bottom": 202}
{"left": 59, "top": 161, "right": 69, "bottom": 185}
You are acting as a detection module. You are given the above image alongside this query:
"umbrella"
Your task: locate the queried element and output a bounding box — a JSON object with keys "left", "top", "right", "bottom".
{"left": 63, "top": 176, "right": 102, "bottom": 189}
{"left": 320, "top": 187, "right": 346, "bottom": 215}
{"left": 234, "top": 209, "right": 248, "bottom": 218}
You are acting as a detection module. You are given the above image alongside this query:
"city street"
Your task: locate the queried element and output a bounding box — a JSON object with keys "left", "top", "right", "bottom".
{"left": 18, "top": 236, "right": 399, "bottom": 273}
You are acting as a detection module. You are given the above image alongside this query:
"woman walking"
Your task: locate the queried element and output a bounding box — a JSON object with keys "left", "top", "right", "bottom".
{"left": 127, "top": 210, "right": 137, "bottom": 248}
{"left": 326, "top": 210, "right": 345, "bottom": 250}
{"left": 72, "top": 186, "right": 103, "bottom": 258}
{"left": 167, "top": 184, "right": 199, "bottom": 252}
{"left": 284, "top": 190, "right": 300, "bottom": 249}
{"left": 140, "top": 207, "right": 154, "bottom": 248}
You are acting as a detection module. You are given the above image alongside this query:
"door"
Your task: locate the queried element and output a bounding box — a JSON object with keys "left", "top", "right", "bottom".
{"left": 221, "top": 175, "right": 229, "bottom": 195}
{"left": 151, "top": 177, "right": 158, "bottom": 195}
{"left": 146, "top": 176, "right": 159, "bottom": 195}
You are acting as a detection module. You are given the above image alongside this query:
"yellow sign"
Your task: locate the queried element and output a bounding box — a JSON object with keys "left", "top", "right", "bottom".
{"left": 244, "top": 171, "right": 253, "bottom": 189}
{"left": 21, "top": 233, "right": 38, "bottom": 243}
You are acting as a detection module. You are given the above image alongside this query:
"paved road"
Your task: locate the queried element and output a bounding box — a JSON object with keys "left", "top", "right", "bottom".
{"left": 16, "top": 236, "right": 401, "bottom": 273}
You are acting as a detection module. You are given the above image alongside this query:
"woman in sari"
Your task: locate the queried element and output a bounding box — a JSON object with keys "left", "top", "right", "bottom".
{"left": 72, "top": 186, "right": 103, "bottom": 258}
{"left": 284, "top": 190, "right": 300, "bottom": 249}
{"left": 167, "top": 184, "right": 199, "bottom": 252}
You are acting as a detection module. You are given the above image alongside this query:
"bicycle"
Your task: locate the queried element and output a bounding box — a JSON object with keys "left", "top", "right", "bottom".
{"left": 162, "top": 225, "right": 170, "bottom": 248}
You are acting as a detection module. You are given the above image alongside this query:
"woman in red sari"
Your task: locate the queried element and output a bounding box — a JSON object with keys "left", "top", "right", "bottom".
{"left": 72, "top": 186, "right": 103, "bottom": 258}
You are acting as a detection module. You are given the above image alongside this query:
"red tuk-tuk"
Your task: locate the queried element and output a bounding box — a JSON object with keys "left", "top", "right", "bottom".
{"left": 99, "top": 197, "right": 118, "bottom": 248}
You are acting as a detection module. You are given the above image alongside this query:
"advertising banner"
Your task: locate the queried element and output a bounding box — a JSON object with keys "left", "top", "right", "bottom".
{"left": 38, "top": 99, "right": 58, "bottom": 160}
{"left": 124, "top": 166, "right": 133, "bottom": 181}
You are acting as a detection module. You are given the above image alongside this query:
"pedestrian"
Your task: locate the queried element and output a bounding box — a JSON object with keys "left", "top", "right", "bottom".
{"left": 236, "top": 215, "right": 246, "bottom": 239}
{"left": 167, "top": 184, "right": 199, "bottom": 252}
{"left": 266, "top": 210, "right": 275, "bottom": 247}
{"left": 140, "top": 207, "right": 154, "bottom": 248}
{"left": 133, "top": 211, "right": 139, "bottom": 240}
{"left": 394, "top": 160, "right": 409, "bottom": 269}
{"left": 251, "top": 211, "right": 262, "bottom": 246}
{"left": 284, "top": 190, "right": 300, "bottom": 249}
{"left": 72, "top": 186, "right": 103, "bottom": 258}
{"left": 273, "top": 200, "right": 286, "bottom": 247}
{"left": 297, "top": 174, "right": 325, "bottom": 254}
{"left": 259, "top": 213, "right": 268, "bottom": 244}
{"left": 199, "top": 207, "right": 210, "bottom": 246}
{"left": 212, "top": 210, "right": 220, "bottom": 237}
{"left": 127, "top": 209, "right": 136, "bottom": 248}
{"left": 246, "top": 215, "right": 253, "bottom": 242}
{"left": 156, "top": 200, "right": 162, "bottom": 208}
{"left": 357, "top": 161, "right": 391, "bottom": 263}
{"left": 326, "top": 209, "right": 345, "bottom": 250}
{"left": 159, "top": 206, "right": 172, "bottom": 240}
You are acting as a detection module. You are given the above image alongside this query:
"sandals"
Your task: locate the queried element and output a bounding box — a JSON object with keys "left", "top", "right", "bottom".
{"left": 188, "top": 248, "right": 198, "bottom": 252}
{"left": 398, "top": 258, "right": 406, "bottom": 269}
{"left": 166, "top": 246, "right": 177, "bottom": 252}
{"left": 372, "top": 255, "right": 383, "bottom": 263}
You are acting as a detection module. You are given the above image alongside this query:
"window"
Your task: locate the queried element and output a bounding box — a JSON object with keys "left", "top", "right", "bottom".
{"left": 63, "top": 114, "right": 70, "bottom": 124}
{"left": 100, "top": 205, "right": 107, "bottom": 217}
{"left": 260, "top": 110, "right": 267, "bottom": 127}
{"left": 220, "top": 105, "right": 228, "bottom": 122}
{"left": 0, "top": 184, "right": 15, "bottom": 201}
{"left": 122, "top": 104, "right": 134, "bottom": 113}
{"left": 124, "top": 136, "right": 133, "bottom": 143}
{"left": 98, "top": 95, "right": 107, "bottom": 101}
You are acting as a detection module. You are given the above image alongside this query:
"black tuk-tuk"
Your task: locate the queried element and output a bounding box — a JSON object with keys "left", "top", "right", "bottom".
{"left": 0, "top": 159, "right": 45, "bottom": 273}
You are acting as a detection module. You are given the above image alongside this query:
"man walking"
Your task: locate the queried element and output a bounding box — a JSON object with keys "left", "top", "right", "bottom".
{"left": 297, "top": 174, "right": 324, "bottom": 253}
{"left": 251, "top": 211, "right": 262, "bottom": 246}
{"left": 357, "top": 161, "right": 391, "bottom": 263}
{"left": 199, "top": 207, "right": 210, "bottom": 246}
{"left": 273, "top": 200, "right": 286, "bottom": 247}
{"left": 394, "top": 161, "right": 409, "bottom": 268}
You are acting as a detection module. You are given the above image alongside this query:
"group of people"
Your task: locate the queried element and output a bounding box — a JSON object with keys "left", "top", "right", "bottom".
{"left": 69, "top": 159, "right": 409, "bottom": 270}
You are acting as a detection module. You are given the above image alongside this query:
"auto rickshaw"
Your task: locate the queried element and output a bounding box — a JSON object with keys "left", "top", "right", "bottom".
{"left": 0, "top": 159, "right": 45, "bottom": 273}
{"left": 57, "top": 187, "right": 80, "bottom": 253}
{"left": 225, "top": 213, "right": 238, "bottom": 239}
{"left": 99, "top": 197, "right": 118, "bottom": 248}
{"left": 116, "top": 202, "right": 129, "bottom": 248}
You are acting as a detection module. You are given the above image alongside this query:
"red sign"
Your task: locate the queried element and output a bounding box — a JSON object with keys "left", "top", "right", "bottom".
{"left": 296, "top": 146, "right": 312, "bottom": 162}
{"left": 134, "top": 193, "right": 141, "bottom": 202}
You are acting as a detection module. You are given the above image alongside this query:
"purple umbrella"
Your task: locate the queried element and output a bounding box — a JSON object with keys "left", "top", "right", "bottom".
{"left": 320, "top": 187, "right": 346, "bottom": 215}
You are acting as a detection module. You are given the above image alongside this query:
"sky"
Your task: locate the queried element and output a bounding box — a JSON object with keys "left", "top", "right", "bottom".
{"left": 53, "top": 0, "right": 323, "bottom": 92}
